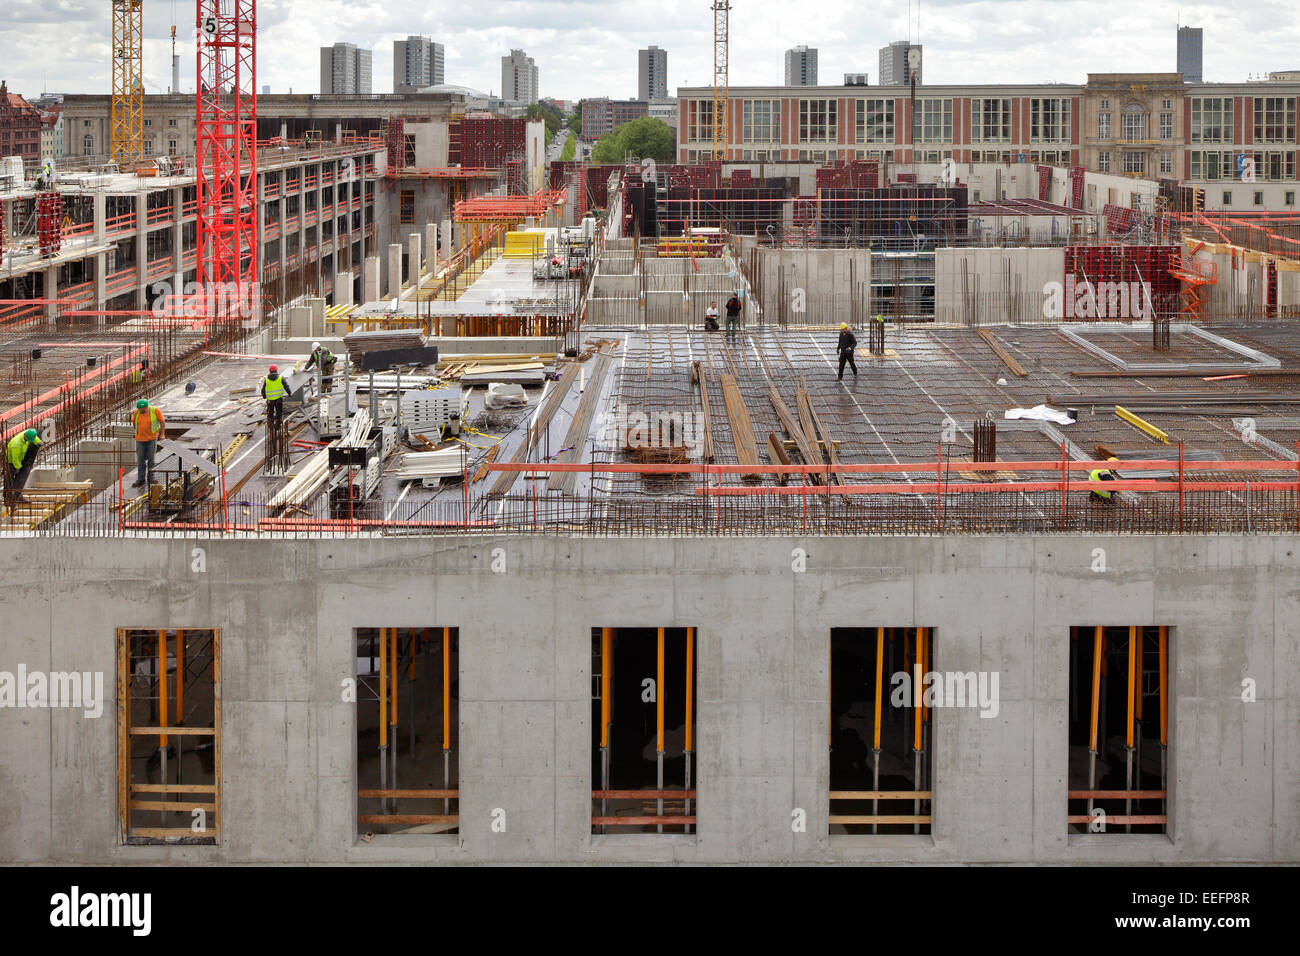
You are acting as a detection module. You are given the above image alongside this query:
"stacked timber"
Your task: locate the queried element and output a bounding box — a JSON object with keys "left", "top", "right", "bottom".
{"left": 343, "top": 329, "right": 426, "bottom": 362}
{"left": 393, "top": 447, "right": 468, "bottom": 482}
{"left": 719, "top": 374, "right": 761, "bottom": 482}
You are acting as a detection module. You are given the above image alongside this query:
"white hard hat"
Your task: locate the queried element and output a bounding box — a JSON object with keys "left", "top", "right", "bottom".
{"left": 312, "top": 341, "right": 321, "bottom": 350}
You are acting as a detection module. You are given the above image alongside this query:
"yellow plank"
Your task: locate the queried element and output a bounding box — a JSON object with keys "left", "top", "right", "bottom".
{"left": 1115, "top": 405, "right": 1170, "bottom": 444}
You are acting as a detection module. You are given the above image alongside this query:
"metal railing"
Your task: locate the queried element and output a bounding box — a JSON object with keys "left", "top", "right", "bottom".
{"left": 18, "top": 452, "right": 1300, "bottom": 538}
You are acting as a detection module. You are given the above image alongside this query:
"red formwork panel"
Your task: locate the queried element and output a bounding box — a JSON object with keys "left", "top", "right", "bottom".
{"left": 453, "top": 117, "right": 527, "bottom": 169}
{"left": 1064, "top": 243, "right": 1181, "bottom": 318}
{"left": 37, "top": 191, "right": 62, "bottom": 258}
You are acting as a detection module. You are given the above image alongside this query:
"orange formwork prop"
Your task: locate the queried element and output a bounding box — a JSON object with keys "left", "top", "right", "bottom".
{"left": 1088, "top": 626, "right": 1103, "bottom": 816}
{"left": 685, "top": 626, "right": 695, "bottom": 833}
{"left": 656, "top": 627, "right": 666, "bottom": 833}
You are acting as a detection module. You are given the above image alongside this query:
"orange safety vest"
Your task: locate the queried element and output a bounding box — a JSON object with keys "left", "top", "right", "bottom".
{"left": 134, "top": 406, "right": 163, "bottom": 441}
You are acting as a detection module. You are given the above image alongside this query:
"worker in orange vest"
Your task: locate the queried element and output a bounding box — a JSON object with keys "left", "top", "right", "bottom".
{"left": 132, "top": 398, "right": 165, "bottom": 488}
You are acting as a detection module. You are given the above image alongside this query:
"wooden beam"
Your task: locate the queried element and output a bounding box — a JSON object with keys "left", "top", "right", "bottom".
{"left": 975, "top": 328, "right": 1028, "bottom": 377}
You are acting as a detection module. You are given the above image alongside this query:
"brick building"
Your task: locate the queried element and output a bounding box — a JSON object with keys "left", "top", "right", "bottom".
{"left": 0, "top": 81, "right": 42, "bottom": 164}
{"left": 581, "top": 98, "right": 649, "bottom": 142}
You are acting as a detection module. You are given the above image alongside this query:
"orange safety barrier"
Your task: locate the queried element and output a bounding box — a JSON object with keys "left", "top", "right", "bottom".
{"left": 454, "top": 188, "right": 567, "bottom": 222}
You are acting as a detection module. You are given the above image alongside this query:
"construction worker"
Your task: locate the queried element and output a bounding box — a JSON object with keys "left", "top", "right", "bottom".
{"left": 5, "top": 428, "right": 42, "bottom": 493}
{"left": 837, "top": 323, "right": 859, "bottom": 381}
{"left": 261, "top": 364, "right": 288, "bottom": 431}
{"left": 128, "top": 359, "right": 149, "bottom": 385}
{"left": 704, "top": 300, "right": 720, "bottom": 332}
{"left": 1090, "top": 457, "right": 1120, "bottom": 503}
{"left": 304, "top": 342, "right": 336, "bottom": 387}
{"left": 724, "top": 292, "right": 742, "bottom": 339}
{"left": 132, "top": 398, "right": 165, "bottom": 488}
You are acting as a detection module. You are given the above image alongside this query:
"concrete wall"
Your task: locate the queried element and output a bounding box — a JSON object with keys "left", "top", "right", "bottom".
{"left": 0, "top": 535, "right": 1294, "bottom": 865}
{"left": 747, "top": 246, "right": 872, "bottom": 327}
{"left": 935, "top": 247, "right": 1065, "bottom": 325}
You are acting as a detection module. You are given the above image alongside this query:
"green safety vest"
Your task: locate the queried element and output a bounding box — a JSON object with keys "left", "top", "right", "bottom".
{"left": 6, "top": 433, "right": 39, "bottom": 469}
{"left": 263, "top": 375, "right": 287, "bottom": 401}
{"left": 129, "top": 368, "right": 145, "bottom": 384}
{"left": 1089, "top": 469, "right": 1112, "bottom": 498}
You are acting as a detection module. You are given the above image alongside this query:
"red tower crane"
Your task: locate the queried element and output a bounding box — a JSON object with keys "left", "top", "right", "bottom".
{"left": 196, "top": 0, "right": 258, "bottom": 318}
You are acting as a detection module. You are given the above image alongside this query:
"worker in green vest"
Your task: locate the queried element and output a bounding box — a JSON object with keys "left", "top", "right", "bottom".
{"left": 1090, "top": 457, "right": 1120, "bottom": 502}
{"left": 304, "top": 342, "right": 337, "bottom": 388}
{"left": 128, "top": 359, "right": 149, "bottom": 385}
{"left": 261, "top": 365, "right": 288, "bottom": 431}
{"left": 5, "top": 428, "right": 42, "bottom": 494}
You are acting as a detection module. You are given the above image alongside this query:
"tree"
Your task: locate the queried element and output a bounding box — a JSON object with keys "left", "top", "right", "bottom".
{"left": 568, "top": 101, "right": 583, "bottom": 137}
{"left": 589, "top": 117, "right": 675, "bottom": 165}
{"left": 559, "top": 133, "right": 576, "bottom": 161}
{"left": 527, "top": 101, "right": 563, "bottom": 140}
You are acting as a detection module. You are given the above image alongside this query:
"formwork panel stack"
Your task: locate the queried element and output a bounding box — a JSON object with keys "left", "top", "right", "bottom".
{"left": 37, "top": 191, "right": 62, "bottom": 258}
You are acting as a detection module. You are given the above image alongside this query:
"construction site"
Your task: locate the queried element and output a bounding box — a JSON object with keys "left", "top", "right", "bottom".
{"left": 0, "top": 2, "right": 1296, "bottom": 867}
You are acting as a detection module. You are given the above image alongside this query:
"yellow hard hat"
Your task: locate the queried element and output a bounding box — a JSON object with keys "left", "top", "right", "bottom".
{"left": 840, "top": 322, "right": 849, "bottom": 329}
{"left": 1107, "top": 457, "right": 1119, "bottom": 462}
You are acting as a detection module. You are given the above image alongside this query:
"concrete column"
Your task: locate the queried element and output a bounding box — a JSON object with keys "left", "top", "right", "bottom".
{"left": 425, "top": 222, "right": 437, "bottom": 273}
{"left": 407, "top": 232, "right": 421, "bottom": 289}
{"left": 335, "top": 270, "right": 353, "bottom": 307}
{"left": 441, "top": 218, "right": 453, "bottom": 255}
{"left": 94, "top": 252, "right": 107, "bottom": 312}
{"left": 135, "top": 194, "right": 147, "bottom": 310}
{"left": 44, "top": 263, "right": 58, "bottom": 324}
{"left": 363, "top": 255, "right": 380, "bottom": 304}
{"left": 172, "top": 185, "right": 184, "bottom": 281}
{"left": 92, "top": 191, "right": 106, "bottom": 244}
{"left": 387, "top": 242, "right": 402, "bottom": 299}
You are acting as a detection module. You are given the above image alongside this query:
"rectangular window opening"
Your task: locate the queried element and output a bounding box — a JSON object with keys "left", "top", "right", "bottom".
{"left": 1067, "top": 626, "right": 1170, "bottom": 835}
{"left": 591, "top": 627, "right": 697, "bottom": 836}
{"left": 355, "top": 627, "right": 459, "bottom": 837}
{"left": 830, "top": 627, "right": 934, "bottom": 837}
{"left": 118, "top": 628, "right": 220, "bottom": 846}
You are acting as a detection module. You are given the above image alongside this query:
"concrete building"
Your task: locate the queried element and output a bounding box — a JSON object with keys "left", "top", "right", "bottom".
{"left": 676, "top": 74, "right": 1300, "bottom": 209}
{"left": 38, "top": 106, "right": 64, "bottom": 163}
{"left": 502, "top": 49, "right": 539, "bottom": 105}
{"left": 394, "top": 36, "right": 445, "bottom": 94}
{"left": 3, "top": 136, "right": 1300, "bottom": 868}
{"left": 320, "top": 42, "right": 373, "bottom": 95}
{"left": 0, "top": 82, "right": 43, "bottom": 165}
{"left": 1, "top": 533, "right": 1296, "bottom": 865}
{"left": 648, "top": 98, "right": 678, "bottom": 134}
{"left": 879, "top": 41, "right": 922, "bottom": 87}
{"left": 785, "top": 46, "right": 818, "bottom": 87}
{"left": 639, "top": 46, "right": 668, "bottom": 102}
{"left": 1177, "top": 26, "right": 1203, "bottom": 84}
{"left": 581, "top": 98, "right": 649, "bottom": 142}
{"left": 0, "top": 139, "right": 386, "bottom": 314}
{"left": 58, "top": 90, "right": 487, "bottom": 161}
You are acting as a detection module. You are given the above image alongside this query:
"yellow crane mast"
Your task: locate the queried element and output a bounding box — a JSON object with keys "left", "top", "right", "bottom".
{"left": 111, "top": 0, "right": 144, "bottom": 164}
{"left": 712, "top": 1, "right": 730, "bottom": 160}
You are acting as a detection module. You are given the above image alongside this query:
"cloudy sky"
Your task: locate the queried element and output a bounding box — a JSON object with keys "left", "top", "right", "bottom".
{"left": 1, "top": 0, "right": 1297, "bottom": 101}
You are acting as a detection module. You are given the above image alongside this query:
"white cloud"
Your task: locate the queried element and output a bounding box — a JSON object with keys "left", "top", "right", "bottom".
{"left": 0, "top": 0, "right": 1297, "bottom": 100}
